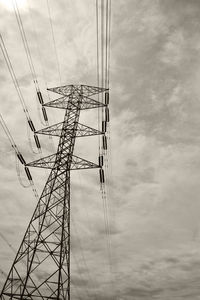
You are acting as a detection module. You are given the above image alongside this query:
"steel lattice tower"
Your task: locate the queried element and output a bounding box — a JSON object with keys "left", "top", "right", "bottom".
{"left": 0, "top": 84, "right": 108, "bottom": 300}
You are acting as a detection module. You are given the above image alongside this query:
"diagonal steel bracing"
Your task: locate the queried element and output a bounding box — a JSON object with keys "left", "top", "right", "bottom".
{"left": 0, "top": 84, "right": 107, "bottom": 300}
{"left": 26, "top": 154, "right": 99, "bottom": 171}
{"left": 43, "top": 95, "right": 106, "bottom": 110}
{"left": 36, "top": 122, "right": 102, "bottom": 138}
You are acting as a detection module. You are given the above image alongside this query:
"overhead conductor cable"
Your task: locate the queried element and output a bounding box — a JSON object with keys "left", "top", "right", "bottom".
{"left": 13, "top": 0, "right": 49, "bottom": 125}
{"left": 0, "top": 114, "right": 38, "bottom": 200}
{"left": 97, "top": 1, "right": 115, "bottom": 296}
{"left": 0, "top": 35, "right": 41, "bottom": 153}
{"left": 46, "top": 0, "right": 62, "bottom": 85}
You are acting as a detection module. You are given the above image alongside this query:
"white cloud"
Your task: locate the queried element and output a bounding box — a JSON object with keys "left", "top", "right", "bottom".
{"left": 1, "top": 0, "right": 200, "bottom": 299}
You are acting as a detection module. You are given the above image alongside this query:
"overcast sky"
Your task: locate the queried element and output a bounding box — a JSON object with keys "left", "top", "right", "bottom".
{"left": 1, "top": 0, "right": 200, "bottom": 299}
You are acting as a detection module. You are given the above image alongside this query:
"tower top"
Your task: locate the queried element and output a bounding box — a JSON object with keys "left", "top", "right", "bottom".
{"left": 47, "top": 84, "right": 108, "bottom": 97}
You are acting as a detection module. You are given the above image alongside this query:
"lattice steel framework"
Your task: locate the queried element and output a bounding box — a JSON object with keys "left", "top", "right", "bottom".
{"left": 0, "top": 84, "right": 107, "bottom": 300}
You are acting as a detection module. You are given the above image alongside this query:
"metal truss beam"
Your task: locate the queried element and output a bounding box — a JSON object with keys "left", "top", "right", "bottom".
{"left": 36, "top": 122, "right": 102, "bottom": 138}
{"left": 26, "top": 154, "right": 99, "bottom": 171}
{"left": 43, "top": 95, "right": 106, "bottom": 110}
{"left": 47, "top": 84, "right": 108, "bottom": 97}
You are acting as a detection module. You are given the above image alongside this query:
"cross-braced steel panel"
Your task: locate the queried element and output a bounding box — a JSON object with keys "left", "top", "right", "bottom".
{"left": 0, "top": 85, "right": 107, "bottom": 300}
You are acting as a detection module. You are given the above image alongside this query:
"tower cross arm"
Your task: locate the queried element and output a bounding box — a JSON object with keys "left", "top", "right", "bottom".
{"left": 36, "top": 121, "right": 102, "bottom": 138}
{"left": 26, "top": 154, "right": 100, "bottom": 170}
{"left": 43, "top": 95, "right": 106, "bottom": 110}
{"left": 47, "top": 84, "right": 108, "bottom": 97}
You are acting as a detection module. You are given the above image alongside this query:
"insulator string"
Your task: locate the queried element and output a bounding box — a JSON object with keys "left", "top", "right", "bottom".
{"left": 15, "top": 152, "right": 31, "bottom": 188}
{"left": 107, "top": 0, "right": 112, "bottom": 89}
{"left": 0, "top": 35, "right": 30, "bottom": 119}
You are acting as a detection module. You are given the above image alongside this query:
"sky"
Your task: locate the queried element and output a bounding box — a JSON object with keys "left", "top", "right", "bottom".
{"left": 1, "top": 0, "right": 200, "bottom": 299}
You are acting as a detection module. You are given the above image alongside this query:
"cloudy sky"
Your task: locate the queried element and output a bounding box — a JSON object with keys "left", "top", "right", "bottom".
{"left": 1, "top": 0, "right": 200, "bottom": 299}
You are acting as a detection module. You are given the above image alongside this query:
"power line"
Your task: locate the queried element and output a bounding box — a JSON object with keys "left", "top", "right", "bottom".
{"left": 0, "top": 35, "right": 30, "bottom": 120}
{"left": 13, "top": 0, "right": 51, "bottom": 127}
{"left": 107, "top": 0, "right": 112, "bottom": 89}
{"left": 0, "top": 35, "right": 41, "bottom": 154}
{"left": 0, "top": 0, "right": 113, "bottom": 296}
{"left": 12, "top": 0, "right": 38, "bottom": 88}
{"left": 96, "top": 1, "right": 114, "bottom": 297}
{"left": 0, "top": 114, "right": 39, "bottom": 199}
{"left": 105, "top": 0, "right": 109, "bottom": 89}
{"left": 26, "top": 0, "right": 56, "bottom": 150}
{"left": 0, "top": 85, "right": 107, "bottom": 299}
{"left": 24, "top": 8, "right": 52, "bottom": 128}
{"left": 46, "top": 0, "right": 62, "bottom": 85}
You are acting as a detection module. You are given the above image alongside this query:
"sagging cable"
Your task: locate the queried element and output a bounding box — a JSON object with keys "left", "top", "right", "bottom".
{"left": 0, "top": 114, "right": 26, "bottom": 165}
{"left": 12, "top": 0, "right": 48, "bottom": 125}
{"left": 0, "top": 114, "right": 38, "bottom": 197}
{"left": 46, "top": 0, "right": 62, "bottom": 85}
{"left": 0, "top": 35, "right": 42, "bottom": 153}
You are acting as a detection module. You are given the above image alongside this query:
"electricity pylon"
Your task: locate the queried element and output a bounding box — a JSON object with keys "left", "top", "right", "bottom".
{"left": 0, "top": 84, "right": 108, "bottom": 300}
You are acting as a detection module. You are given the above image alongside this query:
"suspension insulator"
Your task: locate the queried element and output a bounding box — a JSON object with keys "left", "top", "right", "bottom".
{"left": 102, "top": 121, "right": 107, "bottom": 133}
{"left": 37, "top": 91, "right": 44, "bottom": 105}
{"left": 105, "top": 107, "right": 110, "bottom": 122}
{"left": 25, "top": 166, "right": 32, "bottom": 181}
{"left": 105, "top": 92, "right": 109, "bottom": 105}
{"left": 42, "top": 107, "right": 48, "bottom": 122}
{"left": 28, "top": 119, "right": 36, "bottom": 132}
{"left": 34, "top": 134, "right": 41, "bottom": 149}
{"left": 102, "top": 135, "right": 107, "bottom": 150}
{"left": 98, "top": 155, "right": 104, "bottom": 167}
{"left": 99, "top": 168, "right": 105, "bottom": 184}
{"left": 17, "top": 152, "right": 26, "bottom": 165}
